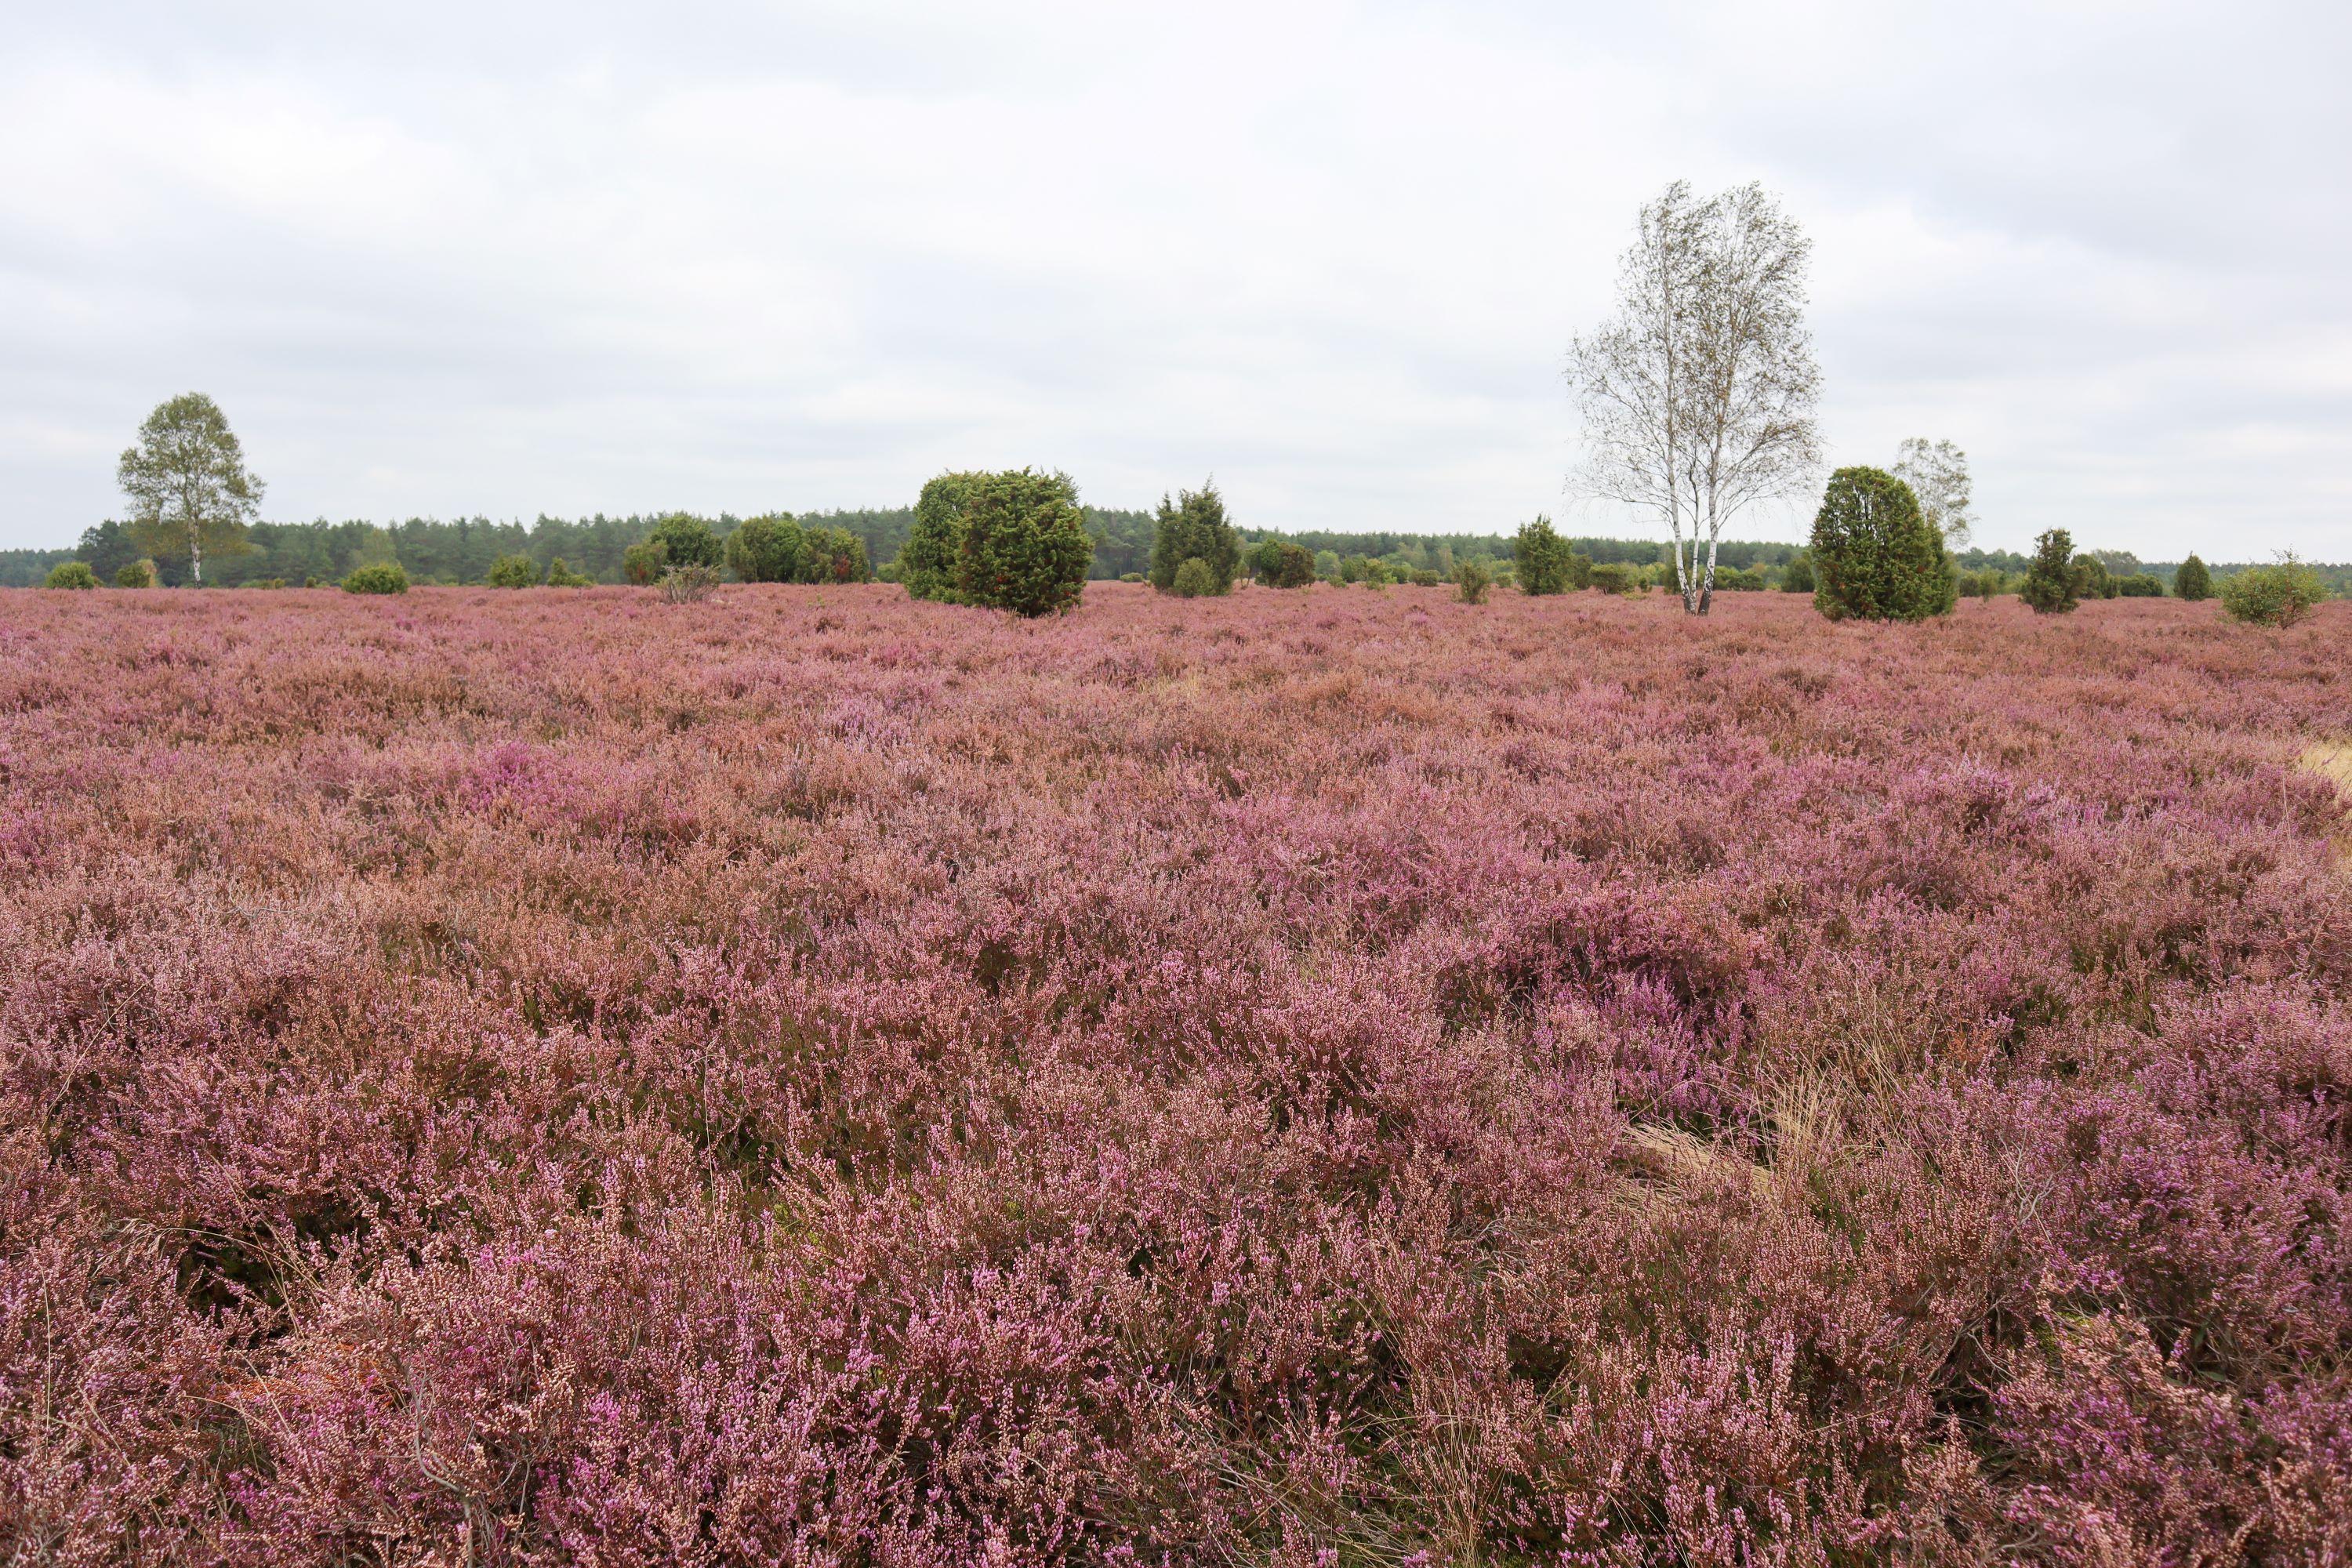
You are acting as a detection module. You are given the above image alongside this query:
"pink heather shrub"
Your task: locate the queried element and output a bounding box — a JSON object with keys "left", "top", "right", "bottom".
{"left": 2, "top": 584, "right": 2348, "bottom": 1565}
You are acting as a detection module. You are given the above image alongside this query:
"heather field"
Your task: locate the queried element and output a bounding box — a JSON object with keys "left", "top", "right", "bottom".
{"left": 7, "top": 583, "right": 2352, "bottom": 1566}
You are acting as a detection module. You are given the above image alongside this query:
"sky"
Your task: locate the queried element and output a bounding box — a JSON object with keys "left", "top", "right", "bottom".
{"left": 3, "top": 0, "right": 2348, "bottom": 557}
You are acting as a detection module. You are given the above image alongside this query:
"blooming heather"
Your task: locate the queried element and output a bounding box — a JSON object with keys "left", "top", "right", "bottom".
{"left": 2, "top": 583, "right": 2348, "bottom": 1565}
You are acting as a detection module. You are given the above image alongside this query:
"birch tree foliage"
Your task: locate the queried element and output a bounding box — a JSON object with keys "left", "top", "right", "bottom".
{"left": 116, "top": 393, "right": 263, "bottom": 586}
{"left": 1566, "top": 181, "right": 1821, "bottom": 615}
{"left": 1892, "top": 437, "right": 1976, "bottom": 548}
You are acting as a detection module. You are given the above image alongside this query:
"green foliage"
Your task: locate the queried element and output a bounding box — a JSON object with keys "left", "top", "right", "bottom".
{"left": 1514, "top": 516, "right": 1579, "bottom": 595}
{"left": 902, "top": 471, "right": 987, "bottom": 602}
{"left": 45, "top": 561, "right": 97, "bottom": 590}
{"left": 2070, "top": 554, "right": 2114, "bottom": 600}
{"left": 1780, "top": 554, "right": 1815, "bottom": 593}
{"left": 1171, "top": 557, "right": 1218, "bottom": 598}
{"left": 342, "top": 562, "right": 408, "bottom": 595}
{"left": 486, "top": 553, "right": 540, "bottom": 588}
{"left": 2114, "top": 573, "right": 2165, "bottom": 597}
{"left": 116, "top": 392, "right": 263, "bottom": 585}
{"left": 1711, "top": 565, "right": 1766, "bottom": 592}
{"left": 954, "top": 469, "right": 1092, "bottom": 617}
{"left": 2220, "top": 557, "right": 2327, "bottom": 627}
{"left": 1454, "top": 559, "right": 1492, "bottom": 604}
{"left": 2173, "top": 554, "right": 2212, "bottom": 601}
{"left": 646, "top": 514, "right": 721, "bottom": 570}
{"left": 546, "top": 557, "right": 594, "bottom": 587}
{"left": 2020, "top": 529, "right": 2078, "bottom": 615}
{"left": 114, "top": 559, "right": 156, "bottom": 589}
{"left": 1149, "top": 485, "right": 1239, "bottom": 595}
{"left": 658, "top": 564, "right": 721, "bottom": 604}
{"left": 622, "top": 540, "right": 668, "bottom": 586}
{"left": 1245, "top": 538, "right": 1286, "bottom": 580}
{"left": 1118, "top": 572, "right": 1145, "bottom": 584}
{"left": 1588, "top": 562, "right": 1639, "bottom": 594}
{"left": 725, "top": 514, "right": 808, "bottom": 583}
{"left": 875, "top": 559, "right": 904, "bottom": 584}
{"left": 1313, "top": 550, "right": 1341, "bottom": 584}
{"left": 1409, "top": 568, "right": 1440, "bottom": 587}
{"left": 1809, "top": 466, "right": 1955, "bottom": 622}
{"left": 1263, "top": 543, "right": 1318, "bottom": 589}
{"left": 802, "top": 525, "right": 869, "bottom": 584}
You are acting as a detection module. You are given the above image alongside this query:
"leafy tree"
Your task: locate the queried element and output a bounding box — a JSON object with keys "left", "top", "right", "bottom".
{"left": 2070, "top": 554, "right": 2113, "bottom": 600}
{"left": 2114, "top": 573, "right": 2165, "bottom": 597}
{"left": 1265, "top": 543, "right": 1318, "bottom": 588}
{"left": 1891, "top": 438, "right": 1975, "bottom": 547}
{"left": 45, "top": 561, "right": 96, "bottom": 590}
{"left": 342, "top": 562, "right": 408, "bottom": 594}
{"left": 115, "top": 559, "right": 156, "bottom": 588}
{"left": 1246, "top": 538, "right": 1287, "bottom": 581}
{"left": 1808, "top": 466, "right": 1955, "bottom": 622}
{"left": 2220, "top": 556, "right": 2326, "bottom": 627}
{"left": 1780, "top": 554, "right": 1815, "bottom": 593}
{"left": 1569, "top": 182, "right": 1820, "bottom": 614}
{"left": 1313, "top": 550, "right": 1341, "bottom": 583}
{"left": 1171, "top": 557, "right": 1218, "bottom": 597}
{"left": 546, "top": 557, "right": 594, "bottom": 587}
{"left": 726, "top": 514, "right": 808, "bottom": 583}
{"left": 622, "top": 540, "right": 668, "bottom": 586}
{"left": 646, "top": 514, "right": 720, "bottom": 570}
{"left": 1588, "top": 562, "right": 1639, "bottom": 594}
{"left": 486, "top": 554, "right": 540, "bottom": 587}
{"left": 1515, "top": 515, "right": 1578, "bottom": 595}
{"left": 1454, "top": 559, "right": 1492, "bottom": 604}
{"left": 117, "top": 393, "right": 264, "bottom": 585}
{"left": 902, "top": 472, "right": 988, "bottom": 602}
{"left": 2173, "top": 554, "right": 2212, "bottom": 601}
{"left": 1149, "top": 484, "right": 1240, "bottom": 595}
{"left": 2019, "top": 528, "right": 2078, "bottom": 614}
{"left": 953, "top": 469, "right": 1091, "bottom": 617}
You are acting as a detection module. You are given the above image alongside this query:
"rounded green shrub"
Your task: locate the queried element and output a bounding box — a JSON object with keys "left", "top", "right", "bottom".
{"left": 646, "top": 514, "right": 721, "bottom": 570}
{"left": 1454, "top": 559, "right": 1492, "bottom": 604}
{"left": 114, "top": 559, "right": 156, "bottom": 589}
{"left": 622, "top": 539, "right": 668, "bottom": 586}
{"left": 486, "top": 554, "right": 540, "bottom": 588}
{"left": 2220, "top": 557, "right": 2327, "bottom": 627}
{"left": 1809, "top": 466, "right": 1955, "bottom": 622}
{"left": 1780, "top": 555, "right": 1815, "bottom": 593}
{"left": 2070, "top": 554, "right": 2113, "bottom": 601}
{"left": 2174, "top": 554, "right": 2212, "bottom": 601}
{"left": 1515, "top": 516, "right": 1577, "bottom": 595}
{"left": 1171, "top": 557, "right": 1218, "bottom": 597}
{"left": 1588, "top": 562, "right": 1638, "bottom": 594}
{"left": 1119, "top": 572, "right": 1145, "bottom": 584}
{"left": 546, "top": 557, "right": 594, "bottom": 587}
{"left": 726, "top": 514, "right": 807, "bottom": 583}
{"left": 802, "top": 525, "right": 869, "bottom": 584}
{"left": 342, "top": 562, "right": 408, "bottom": 595}
{"left": 902, "top": 472, "right": 986, "bottom": 603}
{"left": 45, "top": 561, "right": 97, "bottom": 590}
{"left": 955, "top": 469, "right": 1091, "bottom": 617}
{"left": 1263, "top": 543, "right": 1318, "bottom": 589}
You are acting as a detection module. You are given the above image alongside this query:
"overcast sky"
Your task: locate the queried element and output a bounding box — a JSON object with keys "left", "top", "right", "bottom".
{"left": 4, "top": 0, "right": 2347, "bottom": 557}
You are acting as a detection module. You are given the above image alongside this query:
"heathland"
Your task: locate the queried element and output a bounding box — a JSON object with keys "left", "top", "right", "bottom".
{"left": 5, "top": 583, "right": 2350, "bottom": 1563}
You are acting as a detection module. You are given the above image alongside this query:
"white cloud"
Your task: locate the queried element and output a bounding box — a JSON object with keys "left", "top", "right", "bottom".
{"left": 2, "top": 0, "right": 2346, "bottom": 555}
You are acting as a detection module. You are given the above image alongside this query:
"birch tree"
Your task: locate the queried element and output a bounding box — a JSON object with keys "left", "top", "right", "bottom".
{"left": 1566, "top": 182, "right": 1820, "bottom": 614}
{"left": 1892, "top": 437, "right": 1975, "bottom": 548}
{"left": 117, "top": 393, "right": 263, "bottom": 586}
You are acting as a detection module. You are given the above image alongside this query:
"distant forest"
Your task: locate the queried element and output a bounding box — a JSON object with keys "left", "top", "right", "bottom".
{"left": 3, "top": 508, "right": 2345, "bottom": 592}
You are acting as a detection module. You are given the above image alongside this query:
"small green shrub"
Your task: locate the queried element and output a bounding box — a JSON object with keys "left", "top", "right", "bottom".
{"left": 2070, "top": 554, "right": 2113, "bottom": 600}
{"left": 2019, "top": 529, "right": 2077, "bottom": 615}
{"left": 1171, "top": 557, "right": 1218, "bottom": 597}
{"left": 1588, "top": 562, "right": 1638, "bottom": 594}
{"left": 657, "top": 564, "right": 721, "bottom": 604}
{"left": 2220, "top": 557, "right": 2326, "bottom": 627}
{"left": 1150, "top": 485, "right": 1238, "bottom": 595}
{"left": 486, "top": 554, "right": 540, "bottom": 588}
{"left": 1515, "top": 516, "right": 1577, "bottom": 595}
{"left": 1780, "top": 555, "right": 1815, "bottom": 593}
{"left": 622, "top": 540, "right": 668, "bottom": 586}
{"left": 1409, "top": 568, "right": 1440, "bottom": 587}
{"left": 1313, "top": 550, "right": 1341, "bottom": 584}
{"left": 1119, "top": 572, "right": 1145, "bottom": 583}
{"left": 1264, "top": 543, "right": 1318, "bottom": 589}
{"left": 546, "top": 557, "right": 594, "bottom": 587}
{"left": 342, "top": 562, "right": 408, "bottom": 595}
{"left": 45, "top": 561, "right": 97, "bottom": 590}
{"left": 2114, "top": 572, "right": 2165, "bottom": 597}
{"left": 646, "top": 514, "right": 721, "bottom": 570}
{"left": 875, "top": 559, "right": 905, "bottom": 584}
{"left": 956, "top": 468, "right": 1091, "bottom": 617}
{"left": 802, "top": 525, "right": 869, "bottom": 584}
{"left": 251, "top": 577, "right": 287, "bottom": 590}
{"left": 902, "top": 471, "right": 988, "bottom": 603}
{"left": 2173, "top": 554, "right": 2212, "bottom": 601}
{"left": 114, "top": 559, "right": 155, "bottom": 588}
{"left": 725, "top": 514, "right": 807, "bottom": 583}
{"left": 1454, "top": 560, "right": 1491, "bottom": 604}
